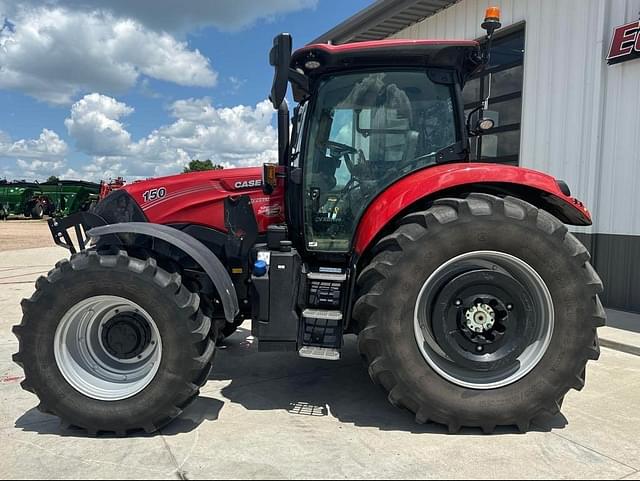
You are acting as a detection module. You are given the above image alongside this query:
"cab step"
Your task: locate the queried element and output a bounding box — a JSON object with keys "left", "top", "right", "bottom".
{"left": 298, "top": 346, "right": 341, "bottom": 361}
{"left": 306, "top": 271, "right": 347, "bottom": 309}
{"left": 307, "top": 272, "right": 347, "bottom": 282}
{"left": 299, "top": 309, "right": 342, "bottom": 358}
{"left": 302, "top": 308, "right": 343, "bottom": 321}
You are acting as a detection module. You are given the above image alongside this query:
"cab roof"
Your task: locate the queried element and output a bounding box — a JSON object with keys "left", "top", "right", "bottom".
{"left": 291, "top": 39, "right": 481, "bottom": 78}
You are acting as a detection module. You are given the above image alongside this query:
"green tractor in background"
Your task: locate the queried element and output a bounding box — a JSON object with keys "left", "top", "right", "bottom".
{"left": 0, "top": 180, "right": 100, "bottom": 220}
{"left": 0, "top": 182, "right": 43, "bottom": 220}
{"left": 38, "top": 180, "right": 101, "bottom": 218}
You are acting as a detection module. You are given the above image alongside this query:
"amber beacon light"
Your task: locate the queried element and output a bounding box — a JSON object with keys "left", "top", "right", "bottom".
{"left": 482, "top": 6, "right": 502, "bottom": 36}
{"left": 485, "top": 6, "right": 501, "bottom": 21}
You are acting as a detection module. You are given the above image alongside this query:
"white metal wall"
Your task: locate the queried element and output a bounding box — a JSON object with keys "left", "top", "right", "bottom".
{"left": 392, "top": 0, "right": 640, "bottom": 236}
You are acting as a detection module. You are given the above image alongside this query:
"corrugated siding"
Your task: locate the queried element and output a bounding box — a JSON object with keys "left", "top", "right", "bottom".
{"left": 392, "top": 0, "right": 640, "bottom": 237}
{"left": 599, "top": 1, "right": 640, "bottom": 237}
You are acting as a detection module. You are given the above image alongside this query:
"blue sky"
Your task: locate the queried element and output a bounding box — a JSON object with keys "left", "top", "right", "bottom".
{"left": 0, "top": 0, "right": 372, "bottom": 181}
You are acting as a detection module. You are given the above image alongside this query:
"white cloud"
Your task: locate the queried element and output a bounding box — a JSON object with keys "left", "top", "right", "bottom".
{"left": 64, "top": 93, "right": 278, "bottom": 180}
{"left": 64, "top": 93, "right": 134, "bottom": 156}
{"left": 135, "top": 97, "right": 278, "bottom": 173}
{"left": 16, "top": 158, "right": 66, "bottom": 172}
{"left": 2, "top": 0, "right": 318, "bottom": 34}
{"left": 0, "top": 128, "right": 72, "bottom": 181}
{"left": 2, "top": 128, "right": 68, "bottom": 159}
{"left": 0, "top": 6, "right": 217, "bottom": 104}
{"left": 1, "top": 93, "right": 279, "bottom": 181}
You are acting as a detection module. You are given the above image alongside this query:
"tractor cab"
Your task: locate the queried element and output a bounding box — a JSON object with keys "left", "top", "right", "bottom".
{"left": 267, "top": 31, "right": 496, "bottom": 258}
{"left": 288, "top": 40, "right": 480, "bottom": 253}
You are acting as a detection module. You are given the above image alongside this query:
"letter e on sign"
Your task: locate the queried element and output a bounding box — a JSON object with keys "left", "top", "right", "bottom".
{"left": 608, "top": 20, "right": 640, "bottom": 65}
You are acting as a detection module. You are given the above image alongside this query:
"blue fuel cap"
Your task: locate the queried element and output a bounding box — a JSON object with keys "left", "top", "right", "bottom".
{"left": 253, "top": 260, "right": 268, "bottom": 277}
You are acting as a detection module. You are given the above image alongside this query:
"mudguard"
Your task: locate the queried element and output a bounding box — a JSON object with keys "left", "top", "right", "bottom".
{"left": 353, "top": 162, "right": 592, "bottom": 255}
{"left": 88, "top": 222, "right": 239, "bottom": 321}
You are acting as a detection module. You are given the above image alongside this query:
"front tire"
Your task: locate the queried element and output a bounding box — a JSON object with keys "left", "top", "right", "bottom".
{"left": 353, "top": 194, "right": 605, "bottom": 433}
{"left": 13, "top": 250, "right": 216, "bottom": 435}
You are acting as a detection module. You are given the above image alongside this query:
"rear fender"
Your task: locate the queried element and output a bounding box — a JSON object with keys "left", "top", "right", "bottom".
{"left": 88, "top": 222, "right": 239, "bottom": 321}
{"left": 353, "top": 163, "right": 592, "bottom": 255}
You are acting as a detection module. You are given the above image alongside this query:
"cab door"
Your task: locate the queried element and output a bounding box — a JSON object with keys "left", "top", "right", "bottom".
{"left": 300, "top": 70, "right": 460, "bottom": 253}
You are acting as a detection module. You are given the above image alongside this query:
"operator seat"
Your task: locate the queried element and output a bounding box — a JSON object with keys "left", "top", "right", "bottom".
{"left": 358, "top": 77, "right": 420, "bottom": 176}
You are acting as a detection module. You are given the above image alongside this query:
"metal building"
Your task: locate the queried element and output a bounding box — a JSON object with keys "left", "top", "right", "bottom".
{"left": 314, "top": 0, "right": 640, "bottom": 315}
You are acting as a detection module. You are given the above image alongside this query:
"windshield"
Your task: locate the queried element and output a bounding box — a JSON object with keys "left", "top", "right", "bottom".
{"left": 302, "top": 70, "right": 459, "bottom": 252}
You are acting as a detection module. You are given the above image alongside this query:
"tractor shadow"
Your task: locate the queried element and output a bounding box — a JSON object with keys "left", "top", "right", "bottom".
{"left": 212, "top": 325, "right": 568, "bottom": 436}
{"left": 13, "top": 324, "right": 567, "bottom": 438}
{"left": 14, "top": 395, "right": 224, "bottom": 438}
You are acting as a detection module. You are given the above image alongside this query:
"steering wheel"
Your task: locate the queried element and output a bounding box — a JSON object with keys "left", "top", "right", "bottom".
{"left": 326, "top": 140, "right": 365, "bottom": 174}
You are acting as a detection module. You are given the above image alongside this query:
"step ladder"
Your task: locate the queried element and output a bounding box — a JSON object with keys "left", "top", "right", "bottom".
{"left": 298, "top": 271, "right": 347, "bottom": 361}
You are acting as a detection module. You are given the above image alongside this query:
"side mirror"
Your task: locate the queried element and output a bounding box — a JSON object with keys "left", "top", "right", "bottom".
{"left": 269, "top": 33, "right": 293, "bottom": 110}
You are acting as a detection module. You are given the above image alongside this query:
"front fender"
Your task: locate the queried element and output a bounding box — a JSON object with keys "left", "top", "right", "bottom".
{"left": 353, "top": 163, "right": 591, "bottom": 255}
{"left": 88, "top": 222, "right": 239, "bottom": 321}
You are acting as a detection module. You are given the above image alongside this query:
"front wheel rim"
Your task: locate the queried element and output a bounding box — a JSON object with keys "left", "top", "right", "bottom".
{"left": 414, "top": 251, "right": 554, "bottom": 390}
{"left": 54, "top": 296, "right": 162, "bottom": 401}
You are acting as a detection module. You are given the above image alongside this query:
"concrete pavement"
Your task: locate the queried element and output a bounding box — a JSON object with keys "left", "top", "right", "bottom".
{"left": 1, "top": 247, "right": 639, "bottom": 479}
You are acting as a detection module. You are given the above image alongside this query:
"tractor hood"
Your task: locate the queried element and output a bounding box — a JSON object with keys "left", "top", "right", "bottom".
{"left": 122, "top": 167, "right": 264, "bottom": 200}
{"left": 116, "top": 167, "right": 284, "bottom": 233}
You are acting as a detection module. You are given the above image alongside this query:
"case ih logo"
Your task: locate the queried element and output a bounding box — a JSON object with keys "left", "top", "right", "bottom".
{"left": 607, "top": 19, "right": 640, "bottom": 65}
{"left": 234, "top": 179, "right": 262, "bottom": 189}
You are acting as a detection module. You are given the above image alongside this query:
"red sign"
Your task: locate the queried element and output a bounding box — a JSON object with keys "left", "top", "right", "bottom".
{"left": 607, "top": 20, "right": 640, "bottom": 65}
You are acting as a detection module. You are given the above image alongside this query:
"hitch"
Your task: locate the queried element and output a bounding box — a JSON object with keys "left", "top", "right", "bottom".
{"left": 48, "top": 212, "right": 107, "bottom": 254}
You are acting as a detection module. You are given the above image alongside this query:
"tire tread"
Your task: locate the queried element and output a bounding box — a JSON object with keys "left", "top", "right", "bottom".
{"left": 354, "top": 194, "right": 604, "bottom": 433}
{"left": 13, "top": 249, "right": 217, "bottom": 435}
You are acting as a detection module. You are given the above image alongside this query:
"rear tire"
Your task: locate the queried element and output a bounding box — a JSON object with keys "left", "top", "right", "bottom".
{"left": 13, "top": 250, "right": 216, "bottom": 435}
{"left": 31, "top": 202, "right": 43, "bottom": 219}
{"left": 353, "top": 194, "right": 605, "bottom": 433}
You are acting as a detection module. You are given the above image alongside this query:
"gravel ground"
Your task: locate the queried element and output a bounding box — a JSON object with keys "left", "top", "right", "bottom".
{"left": 0, "top": 219, "right": 53, "bottom": 251}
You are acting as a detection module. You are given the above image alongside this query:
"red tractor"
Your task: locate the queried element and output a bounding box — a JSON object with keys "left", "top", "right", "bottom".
{"left": 14, "top": 9, "right": 604, "bottom": 435}
{"left": 98, "top": 177, "right": 127, "bottom": 201}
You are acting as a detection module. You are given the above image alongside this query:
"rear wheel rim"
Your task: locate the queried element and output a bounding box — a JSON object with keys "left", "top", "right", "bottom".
{"left": 414, "top": 251, "right": 554, "bottom": 390}
{"left": 54, "top": 296, "right": 162, "bottom": 401}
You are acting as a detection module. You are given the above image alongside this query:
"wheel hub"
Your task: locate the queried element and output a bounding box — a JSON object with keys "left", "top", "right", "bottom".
{"left": 464, "top": 303, "right": 496, "bottom": 332}
{"left": 101, "top": 312, "right": 152, "bottom": 360}
{"left": 414, "top": 251, "right": 555, "bottom": 390}
{"left": 54, "top": 296, "right": 162, "bottom": 401}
